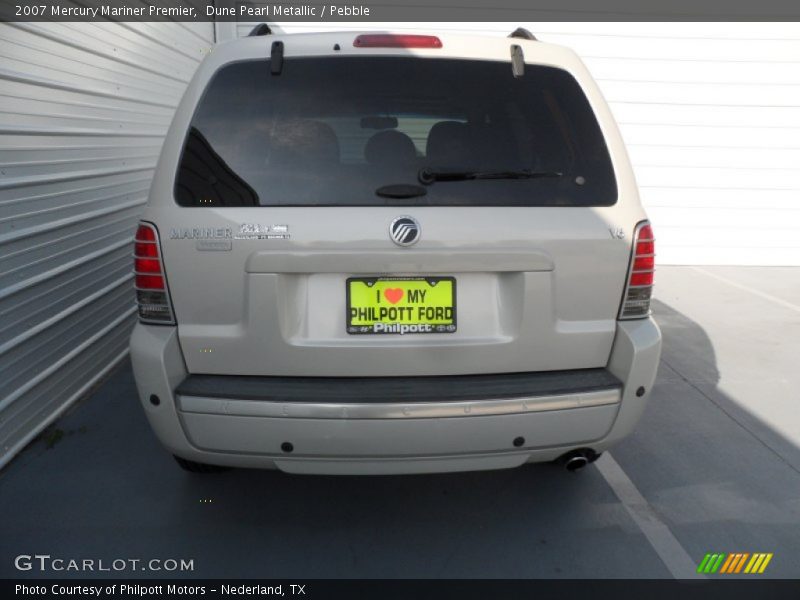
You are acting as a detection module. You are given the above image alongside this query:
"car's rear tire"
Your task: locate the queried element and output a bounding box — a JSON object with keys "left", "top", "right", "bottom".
{"left": 173, "top": 455, "right": 230, "bottom": 473}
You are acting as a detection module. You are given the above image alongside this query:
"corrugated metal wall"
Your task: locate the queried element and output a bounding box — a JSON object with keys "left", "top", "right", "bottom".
{"left": 0, "top": 21, "right": 214, "bottom": 468}
{"left": 231, "top": 21, "right": 800, "bottom": 266}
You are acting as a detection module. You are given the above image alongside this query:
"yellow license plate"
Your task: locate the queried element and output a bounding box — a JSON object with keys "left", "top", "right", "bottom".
{"left": 347, "top": 277, "right": 456, "bottom": 334}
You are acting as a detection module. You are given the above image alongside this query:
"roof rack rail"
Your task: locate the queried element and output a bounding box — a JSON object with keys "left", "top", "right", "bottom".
{"left": 508, "top": 27, "right": 537, "bottom": 41}
{"left": 249, "top": 23, "right": 273, "bottom": 37}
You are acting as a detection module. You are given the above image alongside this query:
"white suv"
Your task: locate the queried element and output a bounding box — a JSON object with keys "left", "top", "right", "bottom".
{"left": 129, "top": 28, "right": 662, "bottom": 475}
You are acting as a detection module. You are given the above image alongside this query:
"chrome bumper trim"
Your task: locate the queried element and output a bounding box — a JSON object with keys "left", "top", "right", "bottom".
{"left": 177, "top": 388, "right": 621, "bottom": 420}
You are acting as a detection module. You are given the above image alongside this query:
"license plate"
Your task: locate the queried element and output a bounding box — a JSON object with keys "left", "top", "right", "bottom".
{"left": 346, "top": 277, "right": 457, "bottom": 335}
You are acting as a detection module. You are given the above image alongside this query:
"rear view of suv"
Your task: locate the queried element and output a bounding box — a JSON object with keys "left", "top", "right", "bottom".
{"left": 129, "top": 28, "right": 661, "bottom": 475}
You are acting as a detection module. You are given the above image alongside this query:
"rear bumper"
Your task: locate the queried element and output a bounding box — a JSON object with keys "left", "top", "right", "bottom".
{"left": 129, "top": 318, "right": 661, "bottom": 475}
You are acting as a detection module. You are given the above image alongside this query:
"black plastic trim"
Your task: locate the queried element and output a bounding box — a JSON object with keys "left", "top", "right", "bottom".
{"left": 509, "top": 27, "right": 537, "bottom": 41}
{"left": 248, "top": 23, "right": 272, "bottom": 36}
{"left": 270, "top": 41, "right": 284, "bottom": 75}
{"left": 175, "top": 369, "right": 621, "bottom": 405}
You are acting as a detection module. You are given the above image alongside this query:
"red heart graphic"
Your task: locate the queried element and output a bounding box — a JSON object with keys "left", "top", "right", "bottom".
{"left": 384, "top": 288, "right": 404, "bottom": 304}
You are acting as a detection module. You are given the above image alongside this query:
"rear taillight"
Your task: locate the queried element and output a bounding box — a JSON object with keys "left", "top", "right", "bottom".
{"left": 353, "top": 34, "right": 443, "bottom": 49}
{"left": 134, "top": 223, "right": 175, "bottom": 324}
{"left": 619, "top": 221, "right": 655, "bottom": 320}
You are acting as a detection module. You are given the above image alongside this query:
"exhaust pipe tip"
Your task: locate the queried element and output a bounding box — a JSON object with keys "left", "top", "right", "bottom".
{"left": 564, "top": 455, "right": 589, "bottom": 472}
{"left": 557, "top": 449, "right": 600, "bottom": 472}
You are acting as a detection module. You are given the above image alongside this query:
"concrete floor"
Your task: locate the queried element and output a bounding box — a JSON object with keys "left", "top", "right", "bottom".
{"left": 1, "top": 266, "right": 798, "bottom": 579}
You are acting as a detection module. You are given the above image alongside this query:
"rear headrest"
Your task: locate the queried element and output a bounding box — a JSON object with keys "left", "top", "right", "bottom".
{"left": 426, "top": 121, "right": 472, "bottom": 166}
{"left": 364, "top": 130, "right": 418, "bottom": 166}
{"left": 269, "top": 119, "right": 340, "bottom": 166}
{"left": 229, "top": 130, "right": 271, "bottom": 170}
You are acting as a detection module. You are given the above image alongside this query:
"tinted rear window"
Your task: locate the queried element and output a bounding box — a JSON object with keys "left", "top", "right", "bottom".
{"left": 175, "top": 57, "right": 616, "bottom": 207}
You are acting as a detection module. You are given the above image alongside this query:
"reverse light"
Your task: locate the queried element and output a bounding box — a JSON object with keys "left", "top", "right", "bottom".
{"left": 134, "top": 223, "right": 175, "bottom": 324}
{"left": 353, "top": 34, "right": 443, "bottom": 49}
{"left": 619, "top": 221, "right": 655, "bottom": 319}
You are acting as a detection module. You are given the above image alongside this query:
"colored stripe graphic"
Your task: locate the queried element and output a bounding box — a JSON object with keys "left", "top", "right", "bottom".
{"left": 697, "top": 554, "right": 713, "bottom": 573}
{"left": 758, "top": 553, "right": 773, "bottom": 573}
{"left": 719, "top": 554, "right": 735, "bottom": 573}
{"left": 704, "top": 554, "right": 725, "bottom": 573}
{"left": 745, "top": 554, "right": 760, "bottom": 573}
{"left": 735, "top": 553, "right": 749, "bottom": 573}
{"left": 702, "top": 554, "right": 719, "bottom": 574}
{"left": 722, "top": 553, "right": 740, "bottom": 573}
{"left": 712, "top": 554, "right": 726, "bottom": 573}
{"left": 728, "top": 553, "right": 744, "bottom": 573}
{"left": 702, "top": 553, "right": 774, "bottom": 574}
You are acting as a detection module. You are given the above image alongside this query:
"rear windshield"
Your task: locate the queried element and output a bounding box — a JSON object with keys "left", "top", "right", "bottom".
{"left": 175, "top": 57, "right": 617, "bottom": 207}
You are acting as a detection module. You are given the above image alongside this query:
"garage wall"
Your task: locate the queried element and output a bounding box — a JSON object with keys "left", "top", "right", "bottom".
{"left": 0, "top": 21, "right": 214, "bottom": 468}
{"left": 232, "top": 22, "right": 800, "bottom": 266}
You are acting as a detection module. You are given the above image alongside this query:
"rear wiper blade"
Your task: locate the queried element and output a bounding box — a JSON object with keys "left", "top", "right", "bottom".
{"left": 375, "top": 183, "right": 427, "bottom": 199}
{"left": 419, "top": 168, "right": 563, "bottom": 185}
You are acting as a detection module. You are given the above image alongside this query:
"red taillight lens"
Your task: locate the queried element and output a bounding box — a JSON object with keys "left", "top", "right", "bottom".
{"left": 135, "top": 258, "right": 161, "bottom": 274}
{"left": 135, "top": 226, "right": 156, "bottom": 242}
{"left": 135, "top": 274, "right": 164, "bottom": 290}
{"left": 633, "top": 256, "right": 655, "bottom": 271}
{"left": 637, "top": 240, "right": 655, "bottom": 255}
{"left": 353, "top": 34, "right": 443, "bottom": 49}
{"left": 134, "top": 223, "right": 174, "bottom": 323}
{"left": 630, "top": 271, "right": 654, "bottom": 287}
{"left": 619, "top": 221, "right": 655, "bottom": 320}
{"left": 134, "top": 242, "right": 158, "bottom": 257}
